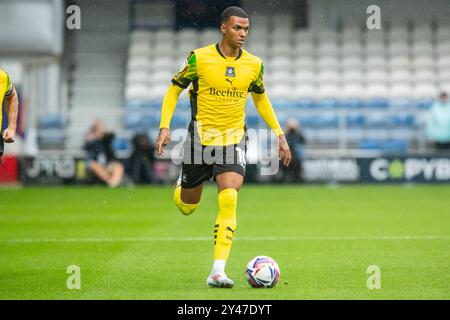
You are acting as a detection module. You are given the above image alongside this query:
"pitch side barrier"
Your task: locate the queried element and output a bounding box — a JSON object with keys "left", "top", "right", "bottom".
{"left": 12, "top": 152, "right": 450, "bottom": 185}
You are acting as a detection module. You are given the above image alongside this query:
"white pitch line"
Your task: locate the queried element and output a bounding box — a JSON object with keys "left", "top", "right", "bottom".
{"left": 1, "top": 235, "right": 450, "bottom": 244}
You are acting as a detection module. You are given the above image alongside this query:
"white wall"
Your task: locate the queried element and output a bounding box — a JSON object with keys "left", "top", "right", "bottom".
{"left": 0, "top": 0, "right": 64, "bottom": 56}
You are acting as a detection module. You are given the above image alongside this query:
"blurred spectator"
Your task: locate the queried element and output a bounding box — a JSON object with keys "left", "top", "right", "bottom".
{"left": 129, "top": 133, "right": 156, "bottom": 184}
{"left": 278, "top": 118, "right": 306, "bottom": 183}
{"left": 84, "top": 119, "right": 124, "bottom": 187}
{"left": 426, "top": 92, "right": 450, "bottom": 152}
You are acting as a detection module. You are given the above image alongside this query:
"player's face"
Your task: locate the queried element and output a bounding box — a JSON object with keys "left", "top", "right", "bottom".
{"left": 222, "top": 16, "right": 249, "bottom": 48}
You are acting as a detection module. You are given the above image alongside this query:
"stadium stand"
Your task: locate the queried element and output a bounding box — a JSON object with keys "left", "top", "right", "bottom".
{"left": 123, "top": 16, "right": 449, "bottom": 154}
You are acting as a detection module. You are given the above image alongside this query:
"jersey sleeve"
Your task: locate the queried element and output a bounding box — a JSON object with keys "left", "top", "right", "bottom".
{"left": 171, "top": 52, "right": 198, "bottom": 89}
{"left": 248, "top": 62, "right": 265, "bottom": 94}
{"left": 4, "top": 71, "right": 14, "bottom": 97}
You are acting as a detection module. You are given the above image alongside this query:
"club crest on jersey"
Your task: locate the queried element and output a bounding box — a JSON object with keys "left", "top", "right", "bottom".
{"left": 225, "top": 66, "right": 236, "bottom": 77}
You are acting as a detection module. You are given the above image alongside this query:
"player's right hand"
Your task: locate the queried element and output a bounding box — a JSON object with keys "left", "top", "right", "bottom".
{"left": 2, "top": 127, "right": 16, "bottom": 143}
{"left": 156, "top": 128, "right": 171, "bottom": 157}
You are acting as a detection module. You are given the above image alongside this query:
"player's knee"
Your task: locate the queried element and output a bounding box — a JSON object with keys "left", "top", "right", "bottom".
{"left": 178, "top": 202, "right": 199, "bottom": 216}
{"left": 174, "top": 186, "right": 199, "bottom": 215}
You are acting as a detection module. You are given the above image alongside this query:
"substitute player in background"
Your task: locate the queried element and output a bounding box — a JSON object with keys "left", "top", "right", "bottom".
{"left": 0, "top": 68, "right": 18, "bottom": 162}
{"left": 156, "top": 6, "right": 291, "bottom": 288}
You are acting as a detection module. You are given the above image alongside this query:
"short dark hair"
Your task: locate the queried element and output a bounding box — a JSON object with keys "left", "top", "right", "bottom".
{"left": 220, "top": 6, "right": 248, "bottom": 23}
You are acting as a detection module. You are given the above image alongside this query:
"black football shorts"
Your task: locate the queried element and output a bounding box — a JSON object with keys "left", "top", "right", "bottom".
{"left": 180, "top": 121, "right": 248, "bottom": 189}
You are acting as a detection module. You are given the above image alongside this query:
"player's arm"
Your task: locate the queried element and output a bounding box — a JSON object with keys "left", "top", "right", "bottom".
{"left": 249, "top": 63, "right": 291, "bottom": 167}
{"left": 156, "top": 52, "right": 197, "bottom": 157}
{"left": 3, "top": 74, "right": 18, "bottom": 143}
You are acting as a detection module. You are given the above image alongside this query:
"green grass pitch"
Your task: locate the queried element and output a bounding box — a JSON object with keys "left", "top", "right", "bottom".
{"left": 0, "top": 185, "right": 449, "bottom": 299}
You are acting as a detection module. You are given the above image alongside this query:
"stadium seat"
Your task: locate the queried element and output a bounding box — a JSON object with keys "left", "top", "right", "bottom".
{"left": 294, "top": 83, "right": 318, "bottom": 101}
{"left": 126, "top": 70, "right": 149, "bottom": 85}
{"left": 125, "top": 84, "right": 150, "bottom": 100}
{"left": 123, "top": 113, "right": 142, "bottom": 129}
{"left": 294, "top": 97, "right": 316, "bottom": 109}
{"left": 367, "top": 69, "right": 388, "bottom": 83}
{"left": 130, "top": 30, "right": 152, "bottom": 45}
{"left": 389, "top": 97, "right": 414, "bottom": 109}
{"left": 317, "top": 84, "right": 340, "bottom": 100}
{"left": 293, "top": 70, "right": 315, "bottom": 85}
{"left": 346, "top": 114, "right": 366, "bottom": 127}
{"left": 359, "top": 139, "right": 383, "bottom": 150}
{"left": 366, "top": 83, "right": 389, "bottom": 100}
{"left": 366, "top": 56, "right": 387, "bottom": 69}
{"left": 414, "top": 83, "right": 438, "bottom": 99}
{"left": 342, "top": 97, "right": 365, "bottom": 108}
{"left": 317, "top": 98, "right": 340, "bottom": 109}
{"left": 127, "top": 56, "right": 151, "bottom": 72}
{"left": 381, "top": 139, "right": 408, "bottom": 154}
{"left": 416, "top": 97, "right": 434, "bottom": 109}
{"left": 390, "top": 55, "right": 411, "bottom": 70}
{"left": 342, "top": 70, "right": 363, "bottom": 83}
{"left": 341, "top": 41, "right": 363, "bottom": 56}
{"left": 389, "top": 83, "right": 413, "bottom": 99}
{"left": 366, "top": 97, "right": 390, "bottom": 109}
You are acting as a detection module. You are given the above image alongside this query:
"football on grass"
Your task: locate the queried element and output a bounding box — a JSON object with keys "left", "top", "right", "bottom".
{"left": 245, "top": 256, "right": 280, "bottom": 288}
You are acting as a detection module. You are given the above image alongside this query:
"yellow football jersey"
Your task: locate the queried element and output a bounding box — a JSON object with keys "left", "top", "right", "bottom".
{"left": 0, "top": 68, "right": 14, "bottom": 126}
{"left": 172, "top": 43, "right": 265, "bottom": 146}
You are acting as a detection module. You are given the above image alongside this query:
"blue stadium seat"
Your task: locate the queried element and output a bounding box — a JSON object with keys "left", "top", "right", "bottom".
{"left": 317, "top": 114, "right": 339, "bottom": 128}
{"left": 395, "top": 114, "right": 416, "bottom": 127}
{"left": 367, "top": 97, "right": 389, "bottom": 109}
{"left": 298, "top": 115, "right": 317, "bottom": 128}
{"left": 359, "top": 139, "right": 383, "bottom": 150}
{"left": 382, "top": 139, "right": 408, "bottom": 154}
{"left": 123, "top": 113, "right": 142, "bottom": 129}
{"left": 345, "top": 114, "right": 366, "bottom": 127}
{"left": 141, "top": 114, "right": 160, "bottom": 129}
{"left": 178, "top": 97, "right": 190, "bottom": 109}
{"left": 416, "top": 97, "right": 434, "bottom": 109}
{"left": 38, "top": 114, "right": 66, "bottom": 148}
{"left": 112, "top": 138, "right": 131, "bottom": 152}
{"left": 390, "top": 97, "right": 414, "bottom": 109}
{"left": 126, "top": 100, "right": 146, "bottom": 111}
{"left": 317, "top": 98, "right": 340, "bottom": 109}
{"left": 342, "top": 97, "right": 365, "bottom": 109}
{"left": 171, "top": 114, "right": 189, "bottom": 129}
{"left": 246, "top": 114, "right": 259, "bottom": 128}
{"left": 271, "top": 98, "right": 290, "bottom": 110}
{"left": 295, "top": 98, "right": 316, "bottom": 109}
{"left": 39, "top": 114, "right": 65, "bottom": 129}
{"left": 365, "top": 114, "right": 388, "bottom": 128}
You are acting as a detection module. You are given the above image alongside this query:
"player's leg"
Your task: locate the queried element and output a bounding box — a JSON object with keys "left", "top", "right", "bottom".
{"left": 206, "top": 172, "right": 243, "bottom": 287}
{"left": 207, "top": 138, "right": 246, "bottom": 287}
{"left": 107, "top": 162, "right": 124, "bottom": 187}
{"left": 173, "top": 162, "right": 212, "bottom": 215}
{"left": 89, "top": 161, "right": 113, "bottom": 184}
{"left": 174, "top": 123, "right": 209, "bottom": 215}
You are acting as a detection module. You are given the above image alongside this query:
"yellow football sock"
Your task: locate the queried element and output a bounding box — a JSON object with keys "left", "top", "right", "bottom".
{"left": 214, "top": 188, "right": 238, "bottom": 261}
{"left": 173, "top": 186, "right": 199, "bottom": 215}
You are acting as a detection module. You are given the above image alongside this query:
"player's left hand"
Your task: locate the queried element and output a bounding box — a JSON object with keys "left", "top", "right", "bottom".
{"left": 278, "top": 134, "right": 291, "bottom": 167}
{"left": 2, "top": 127, "right": 16, "bottom": 143}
